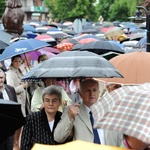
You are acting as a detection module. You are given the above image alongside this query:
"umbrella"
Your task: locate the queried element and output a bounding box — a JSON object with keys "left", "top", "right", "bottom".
{"left": 78, "top": 38, "right": 99, "bottom": 44}
{"left": 91, "top": 83, "right": 150, "bottom": 144}
{"left": 0, "top": 30, "right": 14, "bottom": 50}
{"left": 47, "top": 32, "right": 68, "bottom": 39}
{"left": 0, "top": 99, "right": 25, "bottom": 142}
{"left": 23, "top": 51, "right": 55, "bottom": 60}
{"left": 56, "top": 43, "right": 74, "bottom": 51}
{"left": 61, "top": 38, "right": 78, "bottom": 44}
{"left": 72, "top": 41, "right": 124, "bottom": 55}
{"left": 35, "top": 26, "right": 48, "bottom": 33}
{"left": 35, "top": 34, "right": 56, "bottom": 42}
{"left": 134, "top": 36, "right": 146, "bottom": 48}
{"left": 74, "top": 34, "right": 101, "bottom": 41}
{"left": 104, "top": 27, "right": 123, "bottom": 38}
{"left": 22, "top": 51, "right": 123, "bottom": 81}
{"left": 38, "top": 47, "right": 60, "bottom": 54}
{"left": 129, "top": 32, "right": 146, "bottom": 41}
{"left": 71, "top": 43, "right": 85, "bottom": 50}
{"left": 23, "top": 24, "right": 36, "bottom": 32}
{"left": 31, "top": 140, "right": 124, "bottom": 150}
{"left": 100, "top": 51, "right": 150, "bottom": 84}
{"left": 0, "top": 39, "right": 50, "bottom": 61}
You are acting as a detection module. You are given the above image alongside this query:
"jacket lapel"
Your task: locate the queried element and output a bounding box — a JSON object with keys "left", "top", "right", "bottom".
{"left": 78, "top": 104, "right": 93, "bottom": 133}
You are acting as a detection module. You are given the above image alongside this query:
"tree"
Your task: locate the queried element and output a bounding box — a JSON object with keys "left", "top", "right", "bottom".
{"left": 95, "top": 0, "right": 115, "bottom": 21}
{"left": 44, "top": 0, "right": 98, "bottom": 22}
{"left": 96, "top": 0, "right": 145, "bottom": 21}
{"left": 0, "top": 0, "right": 5, "bottom": 19}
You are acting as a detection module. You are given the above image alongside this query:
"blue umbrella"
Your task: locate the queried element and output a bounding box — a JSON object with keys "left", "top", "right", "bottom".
{"left": 23, "top": 24, "right": 36, "bottom": 32}
{"left": 134, "top": 36, "right": 146, "bottom": 48}
{"left": 108, "top": 41, "right": 124, "bottom": 49}
{"left": 0, "top": 39, "right": 50, "bottom": 61}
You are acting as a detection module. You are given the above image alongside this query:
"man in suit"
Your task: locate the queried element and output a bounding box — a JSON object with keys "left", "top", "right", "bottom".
{"left": 0, "top": 69, "right": 18, "bottom": 150}
{"left": 54, "top": 78, "right": 122, "bottom": 146}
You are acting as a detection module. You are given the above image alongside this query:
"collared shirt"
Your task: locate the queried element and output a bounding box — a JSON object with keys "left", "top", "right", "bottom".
{"left": 85, "top": 105, "right": 105, "bottom": 144}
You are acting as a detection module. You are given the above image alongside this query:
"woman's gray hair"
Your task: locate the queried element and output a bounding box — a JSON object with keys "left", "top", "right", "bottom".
{"left": 41, "top": 85, "right": 62, "bottom": 102}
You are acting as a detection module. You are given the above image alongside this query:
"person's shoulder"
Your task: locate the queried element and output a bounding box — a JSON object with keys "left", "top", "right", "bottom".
{"left": 5, "top": 84, "right": 14, "bottom": 89}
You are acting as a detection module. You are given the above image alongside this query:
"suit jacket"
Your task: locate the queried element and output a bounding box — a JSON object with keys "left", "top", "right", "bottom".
{"left": 21, "top": 109, "right": 63, "bottom": 150}
{"left": 54, "top": 103, "right": 122, "bottom": 146}
{"left": 4, "top": 84, "right": 17, "bottom": 102}
{"left": 0, "top": 84, "right": 17, "bottom": 150}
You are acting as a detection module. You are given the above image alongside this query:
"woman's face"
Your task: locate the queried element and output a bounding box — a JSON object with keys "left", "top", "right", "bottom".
{"left": 12, "top": 56, "right": 22, "bottom": 69}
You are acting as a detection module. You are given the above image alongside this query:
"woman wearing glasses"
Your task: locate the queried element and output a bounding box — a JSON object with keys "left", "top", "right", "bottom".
{"left": 21, "top": 85, "right": 72, "bottom": 150}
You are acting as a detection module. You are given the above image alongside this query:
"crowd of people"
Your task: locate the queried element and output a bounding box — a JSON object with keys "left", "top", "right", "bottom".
{"left": 0, "top": 51, "right": 149, "bottom": 150}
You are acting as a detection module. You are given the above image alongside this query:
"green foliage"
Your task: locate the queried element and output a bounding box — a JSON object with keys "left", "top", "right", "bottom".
{"left": 44, "top": 0, "right": 98, "bottom": 22}
{"left": 96, "top": 0, "right": 145, "bottom": 21}
{"left": 44, "top": 0, "right": 147, "bottom": 22}
{"left": 0, "top": 0, "right": 6, "bottom": 19}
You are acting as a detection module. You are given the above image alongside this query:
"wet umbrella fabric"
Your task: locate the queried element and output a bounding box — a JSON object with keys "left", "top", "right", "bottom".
{"left": 72, "top": 41, "right": 124, "bottom": 55}
{"left": 0, "top": 39, "right": 50, "bottom": 61}
{"left": 91, "top": 83, "right": 150, "bottom": 144}
{"left": 0, "top": 99, "right": 25, "bottom": 142}
{"left": 22, "top": 51, "right": 123, "bottom": 80}
{"left": 101, "top": 51, "right": 150, "bottom": 84}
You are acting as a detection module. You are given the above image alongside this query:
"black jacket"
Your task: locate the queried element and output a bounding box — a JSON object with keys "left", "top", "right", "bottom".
{"left": 21, "top": 108, "right": 63, "bottom": 150}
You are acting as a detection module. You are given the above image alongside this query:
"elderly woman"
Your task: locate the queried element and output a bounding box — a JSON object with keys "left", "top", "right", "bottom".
{"left": 21, "top": 85, "right": 72, "bottom": 150}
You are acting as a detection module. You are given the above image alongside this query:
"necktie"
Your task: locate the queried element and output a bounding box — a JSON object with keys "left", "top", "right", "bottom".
{"left": 89, "top": 111, "right": 101, "bottom": 144}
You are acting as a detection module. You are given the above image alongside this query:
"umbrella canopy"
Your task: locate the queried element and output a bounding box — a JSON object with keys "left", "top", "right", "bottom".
{"left": 91, "top": 83, "right": 150, "bottom": 144}
{"left": 23, "top": 51, "right": 55, "bottom": 60}
{"left": 129, "top": 32, "right": 146, "bottom": 41}
{"left": 22, "top": 51, "right": 123, "bottom": 81}
{"left": 31, "top": 140, "right": 125, "bottom": 150}
{"left": 104, "top": 27, "right": 123, "bottom": 38}
{"left": 134, "top": 36, "right": 146, "bottom": 48}
{"left": 0, "top": 30, "right": 14, "bottom": 50}
{"left": 100, "top": 51, "right": 150, "bottom": 84}
{"left": 0, "top": 99, "right": 25, "bottom": 142}
{"left": 47, "top": 31, "right": 68, "bottom": 39}
{"left": 61, "top": 38, "right": 78, "bottom": 44}
{"left": 23, "top": 24, "right": 36, "bottom": 32}
{"left": 78, "top": 38, "right": 99, "bottom": 44}
{"left": 35, "top": 34, "right": 55, "bottom": 42}
{"left": 72, "top": 41, "right": 124, "bottom": 55}
{"left": 38, "top": 47, "right": 60, "bottom": 54}
{"left": 56, "top": 43, "right": 74, "bottom": 51}
{"left": 0, "top": 39, "right": 50, "bottom": 61}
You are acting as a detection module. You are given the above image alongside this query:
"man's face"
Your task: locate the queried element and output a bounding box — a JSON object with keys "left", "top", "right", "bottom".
{"left": 0, "top": 72, "right": 5, "bottom": 87}
{"left": 43, "top": 94, "right": 61, "bottom": 114}
{"left": 79, "top": 80, "right": 100, "bottom": 107}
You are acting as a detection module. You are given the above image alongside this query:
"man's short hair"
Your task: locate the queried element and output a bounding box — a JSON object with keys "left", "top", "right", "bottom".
{"left": 79, "top": 78, "right": 99, "bottom": 92}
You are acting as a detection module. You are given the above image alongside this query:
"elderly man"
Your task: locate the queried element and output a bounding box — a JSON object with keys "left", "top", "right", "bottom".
{"left": 0, "top": 69, "right": 18, "bottom": 150}
{"left": 54, "top": 78, "right": 122, "bottom": 146}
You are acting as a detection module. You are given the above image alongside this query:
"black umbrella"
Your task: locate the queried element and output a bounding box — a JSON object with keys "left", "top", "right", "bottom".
{"left": 22, "top": 51, "right": 123, "bottom": 81}
{"left": 0, "top": 99, "right": 25, "bottom": 142}
{"left": 72, "top": 41, "right": 124, "bottom": 55}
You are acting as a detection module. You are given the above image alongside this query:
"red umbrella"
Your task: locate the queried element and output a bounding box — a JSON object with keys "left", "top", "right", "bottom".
{"left": 56, "top": 43, "right": 74, "bottom": 51}
{"left": 35, "top": 34, "right": 55, "bottom": 42}
{"left": 78, "top": 38, "right": 99, "bottom": 44}
{"left": 101, "top": 26, "right": 115, "bottom": 33}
